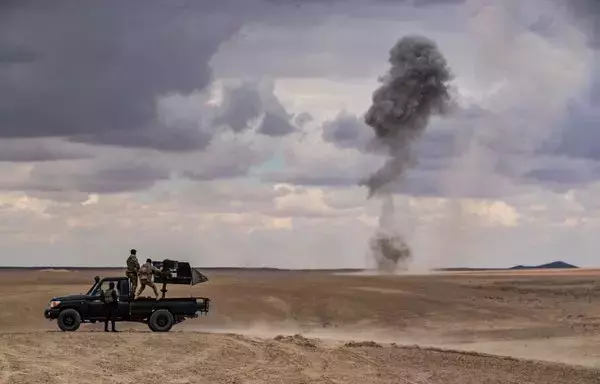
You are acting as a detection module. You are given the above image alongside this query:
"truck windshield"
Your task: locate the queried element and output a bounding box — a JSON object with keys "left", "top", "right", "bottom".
{"left": 86, "top": 280, "right": 100, "bottom": 296}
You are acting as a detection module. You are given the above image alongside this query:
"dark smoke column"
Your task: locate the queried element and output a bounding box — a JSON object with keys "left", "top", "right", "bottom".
{"left": 361, "top": 35, "right": 454, "bottom": 273}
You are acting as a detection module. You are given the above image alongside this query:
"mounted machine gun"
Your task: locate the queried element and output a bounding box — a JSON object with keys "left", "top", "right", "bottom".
{"left": 151, "top": 259, "right": 209, "bottom": 299}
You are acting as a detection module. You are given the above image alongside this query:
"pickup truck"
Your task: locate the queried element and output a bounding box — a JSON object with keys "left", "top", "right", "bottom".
{"left": 44, "top": 260, "right": 210, "bottom": 332}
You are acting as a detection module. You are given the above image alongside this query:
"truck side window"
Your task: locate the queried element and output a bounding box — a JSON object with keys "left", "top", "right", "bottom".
{"left": 91, "top": 280, "right": 119, "bottom": 296}
{"left": 118, "top": 280, "right": 129, "bottom": 297}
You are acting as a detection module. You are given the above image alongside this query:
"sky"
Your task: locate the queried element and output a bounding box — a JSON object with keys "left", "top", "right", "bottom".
{"left": 1, "top": 0, "right": 599, "bottom": 269}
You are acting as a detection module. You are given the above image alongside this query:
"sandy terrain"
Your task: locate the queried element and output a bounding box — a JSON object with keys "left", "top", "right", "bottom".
{"left": 1, "top": 268, "right": 600, "bottom": 383}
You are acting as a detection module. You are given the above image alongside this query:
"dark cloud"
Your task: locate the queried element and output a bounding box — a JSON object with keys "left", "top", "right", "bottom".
{"left": 70, "top": 124, "right": 214, "bottom": 153}
{"left": 0, "top": 139, "right": 91, "bottom": 162}
{"left": 255, "top": 80, "right": 300, "bottom": 136}
{"left": 26, "top": 190, "right": 92, "bottom": 204}
{"left": 210, "top": 80, "right": 299, "bottom": 136}
{"left": 265, "top": 0, "right": 464, "bottom": 7}
{"left": 86, "top": 164, "right": 171, "bottom": 194}
{"left": 1, "top": 0, "right": 402, "bottom": 150}
{"left": 181, "top": 145, "right": 265, "bottom": 181}
{"left": 0, "top": 0, "right": 308, "bottom": 196}
{"left": 0, "top": 0, "right": 245, "bottom": 151}
{"left": 257, "top": 112, "right": 297, "bottom": 136}
{"left": 294, "top": 112, "right": 313, "bottom": 127}
{"left": 525, "top": 168, "right": 591, "bottom": 187}
{"left": 537, "top": 80, "right": 600, "bottom": 163}
{"left": 4, "top": 0, "right": 596, "bottom": 200}
{"left": 0, "top": 46, "right": 38, "bottom": 64}
{"left": 0, "top": 161, "right": 171, "bottom": 194}
{"left": 212, "top": 82, "right": 263, "bottom": 133}
{"left": 322, "top": 112, "right": 373, "bottom": 151}
{"left": 0, "top": 134, "right": 273, "bottom": 193}
{"left": 564, "top": 0, "right": 600, "bottom": 46}
{"left": 526, "top": 65, "right": 600, "bottom": 190}
{"left": 210, "top": 0, "right": 465, "bottom": 80}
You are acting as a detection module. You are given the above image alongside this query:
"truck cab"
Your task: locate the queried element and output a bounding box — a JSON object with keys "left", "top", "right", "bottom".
{"left": 82, "top": 276, "right": 136, "bottom": 322}
{"left": 88, "top": 275, "right": 132, "bottom": 299}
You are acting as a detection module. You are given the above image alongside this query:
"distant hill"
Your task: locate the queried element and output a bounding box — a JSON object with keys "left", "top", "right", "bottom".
{"left": 509, "top": 261, "right": 578, "bottom": 270}
{"left": 436, "top": 267, "right": 505, "bottom": 272}
{"left": 437, "top": 261, "right": 579, "bottom": 272}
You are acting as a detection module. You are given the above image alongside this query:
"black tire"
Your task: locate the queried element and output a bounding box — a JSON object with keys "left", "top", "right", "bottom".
{"left": 57, "top": 309, "right": 81, "bottom": 332}
{"left": 148, "top": 309, "right": 174, "bottom": 332}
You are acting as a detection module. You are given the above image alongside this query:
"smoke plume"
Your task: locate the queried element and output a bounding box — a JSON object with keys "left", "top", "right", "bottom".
{"left": 361, "top": 35, "right": 454, "bottom": 272}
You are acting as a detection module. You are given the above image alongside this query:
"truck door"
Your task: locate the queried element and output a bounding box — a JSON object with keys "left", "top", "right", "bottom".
{"left": 88, "top": 279, "right": 125, "bottom": 320}
{"left": 117, "top": 279, "right": 131, "bottom": 320}
{"left": 86, "top": 285, "right": 106, "bottom": 320}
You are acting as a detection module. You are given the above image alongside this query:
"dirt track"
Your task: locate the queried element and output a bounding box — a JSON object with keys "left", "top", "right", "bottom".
{"left": 1, "top": 268, "right": 600, "bottom": 383}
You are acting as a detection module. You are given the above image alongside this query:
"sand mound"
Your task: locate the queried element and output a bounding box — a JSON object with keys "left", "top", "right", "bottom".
{"left": 1, "top": 332, "right": 598, "bottom": 384}
{"left": 274, "top": 333, "right": 318, "bottom": 348}
{"left": 344, "top": 340, "right": 383, "bottom": 348}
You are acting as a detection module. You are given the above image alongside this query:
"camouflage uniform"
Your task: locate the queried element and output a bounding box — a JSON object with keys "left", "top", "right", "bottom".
{"left": 102, "top": 286, "right": 118, "bottom": 332}
{"left": 136, "top": 261, "right": 160, "bottom": 299}
{"left": 126, "top": 253, "right": 140, "bottom": 296}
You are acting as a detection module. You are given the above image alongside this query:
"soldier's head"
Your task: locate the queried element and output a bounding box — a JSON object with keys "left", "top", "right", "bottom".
{"left": 109, "top": 281, "right": 115, "bottom": 289}
{"left": 146, "top": 258, "right": 152, "bottom": 264}
{"left": 130, "top": 249, "right": 137, "bottom": 255}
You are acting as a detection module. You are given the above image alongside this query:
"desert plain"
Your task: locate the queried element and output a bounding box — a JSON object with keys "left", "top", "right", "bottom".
{"left": 1, "top": 267, "right": 600, "bottom": 383}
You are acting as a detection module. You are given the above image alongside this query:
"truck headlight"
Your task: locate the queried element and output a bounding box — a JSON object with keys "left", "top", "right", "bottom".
{"left": 49, "top": 300, "right": 61, "bottom": 308}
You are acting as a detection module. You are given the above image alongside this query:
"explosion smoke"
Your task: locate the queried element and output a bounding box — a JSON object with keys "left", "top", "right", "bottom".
{"left": 369, "top": 195, "right": 412, "bottom": 272}
{"left": 361, "top": 35, "right": 454, "bottom": 273}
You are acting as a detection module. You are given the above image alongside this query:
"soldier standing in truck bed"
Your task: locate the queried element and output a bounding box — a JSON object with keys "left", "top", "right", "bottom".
{"left": 135, "top": 258, "right": 160, "bottom": 299}
{"left": 126, "top": 249, "right": 140, "bottom": 297}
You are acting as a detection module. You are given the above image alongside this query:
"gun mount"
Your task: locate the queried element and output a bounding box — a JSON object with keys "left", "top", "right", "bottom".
{"left": 151, "top": 259, "right": 209, "bottom": 299}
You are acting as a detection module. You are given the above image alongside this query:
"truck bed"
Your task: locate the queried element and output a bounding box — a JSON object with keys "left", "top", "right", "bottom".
{"left": 129, "top": 296, "right": 210, "bottom": 322}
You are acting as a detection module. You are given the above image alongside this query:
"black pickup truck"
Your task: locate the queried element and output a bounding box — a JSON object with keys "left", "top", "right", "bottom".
{"left": 44, "top": 260, "right": 211, "bottom": 332}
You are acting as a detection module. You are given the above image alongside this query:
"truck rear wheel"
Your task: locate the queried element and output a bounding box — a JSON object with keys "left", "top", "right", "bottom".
{"left": 57, "top": 309, "right": 81, "bottom": 332}
{"left": 148, "top": 309, "right": 174, "bottom": 332}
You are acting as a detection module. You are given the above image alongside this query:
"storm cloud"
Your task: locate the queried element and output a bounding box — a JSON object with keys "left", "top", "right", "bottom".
{"left": 212, "top": 80, "right": 300, "bottom": 136}
{"left": 0, "top": 0, "right": 245, "bottom": 151}
{"left": 1, "top": 0, "right": 599, "bottom": 199}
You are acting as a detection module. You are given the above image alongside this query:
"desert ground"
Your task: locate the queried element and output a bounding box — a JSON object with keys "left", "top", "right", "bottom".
{"left": 1, "top": 268, "right": 600, "bottom": 383}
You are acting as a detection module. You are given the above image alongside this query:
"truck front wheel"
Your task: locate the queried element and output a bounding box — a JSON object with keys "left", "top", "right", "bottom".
{"left": 148, "top": 309, "right": 174, "bottom": 332}
{"left": 57, "top": 309, "right": 81, "bottom": 332}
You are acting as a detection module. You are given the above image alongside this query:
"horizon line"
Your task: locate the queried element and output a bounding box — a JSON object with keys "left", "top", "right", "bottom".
{"left": 0, "top": 264, "right": 582, "bottom": 272}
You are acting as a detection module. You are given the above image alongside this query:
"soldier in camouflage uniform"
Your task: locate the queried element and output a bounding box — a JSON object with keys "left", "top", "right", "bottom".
{"left": 135, "top": 258, "right": 160, "bottom": 299}
{"left": 102, "top": 281, "right": 119, "bottom": 332}
{"left": 126, "top": 249, "right": 140, "bottom": 297}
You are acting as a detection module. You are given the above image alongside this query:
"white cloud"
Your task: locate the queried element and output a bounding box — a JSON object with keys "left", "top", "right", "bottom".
{"left": 0, "top": 178, "right": 599, "bottom": 269}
